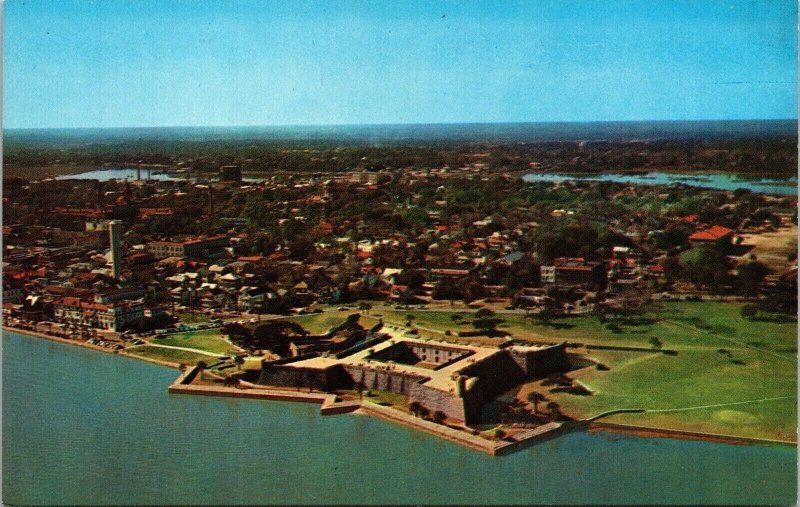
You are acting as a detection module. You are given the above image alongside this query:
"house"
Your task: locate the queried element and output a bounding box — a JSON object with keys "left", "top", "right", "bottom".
{"left": 688, "top": 225, "right": 734, "bottom": 248}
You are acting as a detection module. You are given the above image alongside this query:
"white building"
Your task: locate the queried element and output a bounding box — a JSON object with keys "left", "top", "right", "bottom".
{"left": 53, "top": 297, "right": 144, "bottom": 331}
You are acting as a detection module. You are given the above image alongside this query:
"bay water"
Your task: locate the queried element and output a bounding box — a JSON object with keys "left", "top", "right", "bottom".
{"left": 3, "top": 331, "right": 796, "bottom": 505}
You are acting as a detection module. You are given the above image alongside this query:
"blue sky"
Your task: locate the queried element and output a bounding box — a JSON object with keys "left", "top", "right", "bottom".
{"left": 4, "top": 0, "right": 797, "bottom": 128}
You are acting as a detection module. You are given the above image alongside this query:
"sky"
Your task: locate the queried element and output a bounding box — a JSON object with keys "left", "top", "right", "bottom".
{"left": 3, "top": 0, "right": 798, "bottom": 129}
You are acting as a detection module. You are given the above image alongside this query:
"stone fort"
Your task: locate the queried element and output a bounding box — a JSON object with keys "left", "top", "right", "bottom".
{"left": 258, "top": 333, "right": 570, "bottom": 423}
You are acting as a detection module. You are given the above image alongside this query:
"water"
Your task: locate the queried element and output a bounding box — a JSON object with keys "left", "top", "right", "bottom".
{"left": 3, "top": 331, "right": 797, "bottom": 505}
{"left": 523, "top": 171, "right": 798, "bottom": 196}
{"left": 55, "top": 168, "right": 177, "bottom": 182}
{"left": 56, "top": 166, "right": 797, "bottom": 195}
{"left": 55, "top": 168, "right": 264, "bottom": 183}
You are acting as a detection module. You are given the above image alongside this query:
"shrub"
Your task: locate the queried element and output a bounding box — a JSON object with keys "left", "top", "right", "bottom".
{"left": 740, "top": 304, "right": 759, "bottom": 319}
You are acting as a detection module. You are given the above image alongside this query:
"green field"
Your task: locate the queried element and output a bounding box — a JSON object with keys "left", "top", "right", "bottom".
{"left": 285, "top": 311, "right": 360, "bottom": 334}
{"left": 125, "top": 345, "right": 219, "bottom": 365}
{"left": 353, "top": 302, "right": 797, "bottom": 441}
{"left": 370, "top": 302, "right": 797, "bottom": 353}
{"left": 178, "top": 312, "right": 211, "bottom": 324}
{"left": 152, "top": 329, "right": 240, "bottom": 355}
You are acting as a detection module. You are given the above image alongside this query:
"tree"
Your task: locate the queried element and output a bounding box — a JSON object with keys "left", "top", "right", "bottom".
{"left": 475, "top": 307, "right": 495, "bottom": 319}
{"left": 233, "top": 355, "right": 245, "bottom": 370}
{"left": 472, "top": 317, "right": 502, "bottom": 335}
{"left": 740, "top": 304, "right": 759, "bottom": 319}
{"left": 737, "top": 261, "right": 769, "bottom": 296}
{"left": 432, "top": 410, "right": 446, "bottom": 424}
{"left": 615, "top": 289, "right": 655, "bottom": 319}
{"left": 533, "top": 298, "right": 558, "bottom": 325}
{"left": 546, "top": 401, "right": 561, "bottom": 421}
{"left": 527, "top": 392, "right": 545, "bottom": 414}
{"left": 649, "top": 337, "right": 663, "bottom": 350}
{"left": 409, "top": 401, "right": 422, "bottom": 417}
{"left": 354, "top": 381, "right": 366, "bottom": 400}
{"left": 594, "top": 302, "right": 608, "bottom": 323}
{"left": 680, "top": 246, "right": 731, "bottom": 290}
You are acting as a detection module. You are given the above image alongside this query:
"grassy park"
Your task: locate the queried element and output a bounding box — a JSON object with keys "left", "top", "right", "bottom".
{"left": 125, "top": 345, "right": 221, "bottom": 365}
{"left": 153, "top": 329, "right": 240, "bottom": 355}
{"left": 285, "top": 312, "right": 356, "bottom": 334}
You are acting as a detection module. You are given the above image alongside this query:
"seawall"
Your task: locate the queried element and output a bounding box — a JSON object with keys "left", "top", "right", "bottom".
{"left": 588, "top": 421, "right": 797, "bottom": 447}
{"left": 169, "top": 366, "right": 566, "bottom": 455}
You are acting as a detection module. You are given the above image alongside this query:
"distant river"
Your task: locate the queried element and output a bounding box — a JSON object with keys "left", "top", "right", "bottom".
{"left": 57, "top": 167, "right": 797, "bottom": 195}
{"left": 3, "top": 331, "right": 796, "bottom": 505}
{"left": 524, "top": 171, "right": 798, "bottom": 195}
{"left": 55, "top": 168, "right": 262, "bottom": 183}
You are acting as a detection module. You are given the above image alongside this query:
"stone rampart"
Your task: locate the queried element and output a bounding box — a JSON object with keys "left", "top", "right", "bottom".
{"left": 509, "top": 342, "right": 571, "bottom": 378}
{"left": 342, "top": 364, "right": 428, "bottom": 395}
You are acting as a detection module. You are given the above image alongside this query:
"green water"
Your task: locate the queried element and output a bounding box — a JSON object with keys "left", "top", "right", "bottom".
{"left": 3, "top": 331, "right": 796, "bottom": 505}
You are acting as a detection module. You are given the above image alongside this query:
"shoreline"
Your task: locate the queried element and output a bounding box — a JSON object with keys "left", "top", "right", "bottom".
{"left": 5, "top": 326, "right": 796, "bottom": 451}
{"left": 587, "top": 421, "right": 796, "bottom": 448}
{"left": 4, "top": 326, "right": 182, "bottom": 370}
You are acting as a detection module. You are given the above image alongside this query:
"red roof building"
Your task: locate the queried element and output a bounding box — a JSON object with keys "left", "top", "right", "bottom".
{"left": 688, "top": 225, "right": 734, "bottom": 244}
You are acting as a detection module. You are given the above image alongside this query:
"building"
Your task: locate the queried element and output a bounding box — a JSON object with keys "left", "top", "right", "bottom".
{"left": 219, "top": 165, "right": 242, "bottom": 182}
{"left": 540, "top": 265, "right": 556, "bottom": 284}
{"left": 108, "top": 220, "right": 123, "bottom": 279}
{"left": 688, "top": 225, "right": 734, "bottom": 248}
{"left": 258, "top": 335, "right": 570, "bottom": 424}
{"left": 541, "top": 258, "right": 606, "bottom": 289}
{"left": 53, "top": 297, "right": 144, "bottom": 331}
{"left": 148, "top": 235, "right": 230, "bottom": 259}
{"left": 94, "top": 286, "right": 146, "bottom": 304}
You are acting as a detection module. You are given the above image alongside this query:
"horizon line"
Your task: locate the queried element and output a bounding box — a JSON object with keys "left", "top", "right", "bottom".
{"left": 5, "top": 117, "right": 798, "bottom": 132}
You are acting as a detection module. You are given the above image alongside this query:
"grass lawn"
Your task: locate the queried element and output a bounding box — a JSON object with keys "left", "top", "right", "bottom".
{"left": 365, "top": 301, "right": 797, "bottom": 441}
{"left": 178, "top": 311, "right": 211, "bottom": 324}
{"left": 284, "top": 311, "right": 358, "bottom": 334}
{"left": 375, "top": 301, "right": 797, "bottom": 354}
{"left": 125, "top": 345, "right": 219, "bottom": 365}
{"left": 152, "top": 329, "right": 240, "bottom": 355}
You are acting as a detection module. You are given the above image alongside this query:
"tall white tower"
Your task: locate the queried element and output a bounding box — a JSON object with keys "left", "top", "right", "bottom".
{"left": 108, "top": 220, "right": 123, "bottom": 279}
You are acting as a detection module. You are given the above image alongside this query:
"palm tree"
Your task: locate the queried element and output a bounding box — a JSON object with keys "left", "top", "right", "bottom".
{"left": 354, "top": 381, "right": 366, "bottom": 400}
{"left": 546, "top": 401, "right": 561, "bottom": 421}
{"left": 527, "top": 392, "right": 545, "bottom": 414}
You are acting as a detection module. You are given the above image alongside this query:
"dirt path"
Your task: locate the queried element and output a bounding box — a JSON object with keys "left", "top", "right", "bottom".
{"left": 644, "top": 395, "right": 797, "bottom": 413}
{"left": 665, "top": 319, "right": 795, "bottom": 363}
{"left": 130, "top": 343, "right": 223, "bottom": 357}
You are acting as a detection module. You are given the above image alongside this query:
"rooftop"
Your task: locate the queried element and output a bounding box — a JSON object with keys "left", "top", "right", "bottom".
{"left": 285, "top": 330, "right": 548, "bottom": 395}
